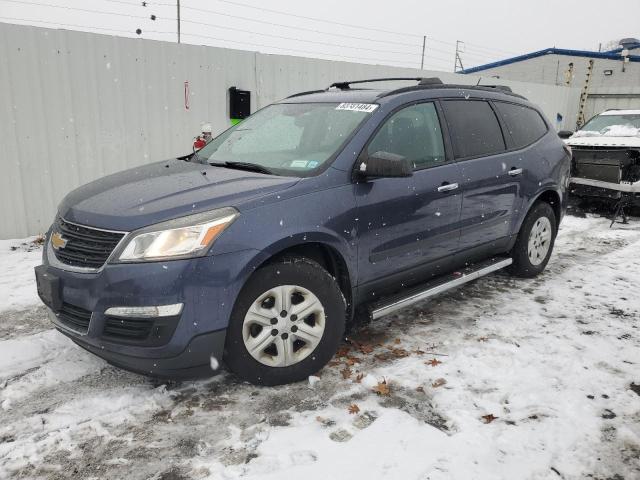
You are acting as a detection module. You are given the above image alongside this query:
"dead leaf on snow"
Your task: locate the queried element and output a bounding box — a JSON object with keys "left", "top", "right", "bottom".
{"left": 481, "top": 414, "right": 498, "bottom": 424}
{"left": 478, "top": 336, "right": 489, "bottom": 342}
{"left": 432, "top": 378, "right": 447, "bottom": 388}
{"left": 373, "top": 378, "right": 390, "bottom": 396}
{"left": 354, "top": 373, "right": 364, "bottom": 383}
{"left": 374, "top": 352, "right": 393, "bottom": 362}
{"left": 358, "top": 344, "right": 374, "bottom": 354}
{"left": 341, "top": 367, "right": 352, "bottom": 379}
{"left": 426, "top": 358, "right": 442, "bottom": 367}
{"left": 348, "top": 404, "right": 360, "bottom": 415}
{"left": 414, "top": 349, "right": 425, "bottom": 355}
{"left": 388, "top": 347, "right": 410, "bottom": 358}
{"left": 336, "top": 346, "right": 351, "bottom": 357}
{"left": 345, "top": 356, "right": 361, "bottom": 366}
{"left": 416, "top": 386, "right": 425, "bottom": 393}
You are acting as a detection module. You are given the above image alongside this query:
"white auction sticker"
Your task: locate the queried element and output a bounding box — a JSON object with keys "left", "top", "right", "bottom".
{"left": 335, "top": 103, "right": 379, "bottom": 113}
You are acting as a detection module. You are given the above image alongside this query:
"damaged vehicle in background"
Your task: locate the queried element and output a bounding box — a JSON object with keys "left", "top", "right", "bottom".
{"left": 563, "top": 110, "right": 640, "bottom": 221}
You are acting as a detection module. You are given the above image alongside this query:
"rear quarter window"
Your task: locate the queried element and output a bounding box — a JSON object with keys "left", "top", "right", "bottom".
{"left": 441, "top": 100, "right": 506, "bottom": 159}
{"left": 494, "top": 102, "right": 548, "bottom": 149}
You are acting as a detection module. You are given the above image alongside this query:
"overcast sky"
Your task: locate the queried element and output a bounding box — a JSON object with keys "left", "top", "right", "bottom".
{"left": 1, "top": 0, "right": 638, "bottom": 72}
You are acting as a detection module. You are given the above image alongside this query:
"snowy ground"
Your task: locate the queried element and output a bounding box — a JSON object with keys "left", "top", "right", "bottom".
{"left": 1, "top": 212, "right": 639, "bottom": 480}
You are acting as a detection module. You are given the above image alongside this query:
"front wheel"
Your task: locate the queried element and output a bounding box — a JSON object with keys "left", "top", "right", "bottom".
{"left": 224, "top": 256, "right": 346, "bottom": 386}
{"left": 509, "top": 202, "right": 557, "bottom": 278}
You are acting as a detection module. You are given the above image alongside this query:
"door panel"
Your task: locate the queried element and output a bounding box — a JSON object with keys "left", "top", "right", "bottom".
{"left": 456, "top": 153, "right": 522, "bottom": 252}
{"left": 354, "top": 165, "right": 462, "bottom": 289}
{"left": 355, "top": 102, "right": 462, "bottom": 291}
{"left": 440, "top": 99, "right": 522, "bottom": 254}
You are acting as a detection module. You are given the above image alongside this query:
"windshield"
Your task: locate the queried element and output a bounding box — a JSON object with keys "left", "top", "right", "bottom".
{"left": 575, "top": 113, "right": 640, "bottom": 137}
{"left": 196, "top": 102, "right": 376, "bottom": 176}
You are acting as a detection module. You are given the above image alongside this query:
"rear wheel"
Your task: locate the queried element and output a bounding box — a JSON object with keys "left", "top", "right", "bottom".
{"left": 509, "top": 202, "right": 557, "bottom": 277}
{"left": 224, "top": 256, "right": 346, "bottom": 386}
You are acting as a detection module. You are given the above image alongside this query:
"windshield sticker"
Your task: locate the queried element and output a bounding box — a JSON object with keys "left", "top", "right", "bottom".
{"left": 290, "top": 160, "right": 309, "bottom": 168}
{"left": 336, "top": 103, "right": 378, "bottom": 113}
{"left": 307, "top": 161, "right": 319, "bottom": 168}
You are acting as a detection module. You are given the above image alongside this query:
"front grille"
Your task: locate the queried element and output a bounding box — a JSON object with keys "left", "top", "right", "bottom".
{"left": 52, "top": 217, "right": 125, "bottom": 269}
{"left": 58, "top": 302, "right": 92, "bottom": 334}
{"left": 103, "top": 317, "right": 153, "bottom": 341}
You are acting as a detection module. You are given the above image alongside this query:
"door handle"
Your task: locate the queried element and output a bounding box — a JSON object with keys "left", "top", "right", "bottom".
{"left": 508, "top": 168, "right": 523, "bottom": 176}
{"left": 437, "top": 182, "right": 459, "bottom": 192}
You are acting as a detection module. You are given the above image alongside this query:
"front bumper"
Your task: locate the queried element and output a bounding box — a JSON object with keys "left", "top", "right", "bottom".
{"left": 37, "top": 246, "right": 261, "bottom": 378}
{"left": 51, "top": 308, "right": 226, "bottom": 378}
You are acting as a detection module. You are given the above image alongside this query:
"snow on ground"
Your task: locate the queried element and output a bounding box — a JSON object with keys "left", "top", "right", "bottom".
{"left": 0, "top": 237, "right": 43, "bottom": 314}
{"left": 0, "top": 213, "right": 639, "bottom": 480}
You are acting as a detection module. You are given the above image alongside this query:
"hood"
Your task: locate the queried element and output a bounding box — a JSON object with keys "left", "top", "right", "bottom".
{"left": 566, "top": 136, "right": 640, "bottom": 148}
{"left": 59, "top": 159, "right": 299, "bottom": 231}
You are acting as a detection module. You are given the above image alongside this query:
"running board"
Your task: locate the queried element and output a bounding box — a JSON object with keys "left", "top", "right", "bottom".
{"left": 369, "top": 257, "right": 512, "bottom": 320}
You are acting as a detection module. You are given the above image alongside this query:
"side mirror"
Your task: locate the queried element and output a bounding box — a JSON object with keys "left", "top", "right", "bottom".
{"left": 357, "top": 151, "right": 413, "bottom": 178}
{"left": 558, "top": 130, "right": 574, "bottom": 139}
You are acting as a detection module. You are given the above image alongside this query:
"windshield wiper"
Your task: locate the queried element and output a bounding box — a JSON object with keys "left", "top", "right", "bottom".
{"left": 220, "top": 161, "right": 274, "bottom": 175}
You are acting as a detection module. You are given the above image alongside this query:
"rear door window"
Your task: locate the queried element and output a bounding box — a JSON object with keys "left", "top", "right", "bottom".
{"left": 494, "top": 102, "right": 548, "bottom": 149}
{"left": 441, "top": 100, "right": 506, "bottom": 159}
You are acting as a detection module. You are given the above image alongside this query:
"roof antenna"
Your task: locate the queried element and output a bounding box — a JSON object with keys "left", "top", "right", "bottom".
{"left": 476, "top": 76, "right": 482, "bottom": 86}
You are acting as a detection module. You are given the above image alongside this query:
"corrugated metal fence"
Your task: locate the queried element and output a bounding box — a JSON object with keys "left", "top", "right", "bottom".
{"left": 0, "top": 22, "right": 582, "bottom": 239}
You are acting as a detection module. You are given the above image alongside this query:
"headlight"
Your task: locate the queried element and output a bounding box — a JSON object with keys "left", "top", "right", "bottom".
{"left": 116, "top": 207, "right": 239, "bottom": 262}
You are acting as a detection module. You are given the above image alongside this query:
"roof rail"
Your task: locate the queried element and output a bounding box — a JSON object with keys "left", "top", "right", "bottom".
{"left": 377, "top": 83, "right": 527, "bottom": 100}
{"left": 286, "top": 89, "right": 325, "bottom": 99}
{"left": 479, "top": 85, "right": 513, "bottom": 92}
{"left": 329, "top": 77, "right": 442, "bottom": 90}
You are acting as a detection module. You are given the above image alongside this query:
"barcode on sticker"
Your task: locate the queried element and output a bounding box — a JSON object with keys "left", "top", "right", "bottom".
{"left": 336, "top": 103, "right": 378, "bottom": 113}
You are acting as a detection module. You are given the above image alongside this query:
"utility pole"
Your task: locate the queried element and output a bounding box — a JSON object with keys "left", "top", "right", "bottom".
{"left": 177, "top": 0, "right": 181, "bottom": 43}
{"left": 420, "top": 35, "right": 426, "bottom": 70}
{"left": 454, "top": 40, "right": 464, "bottom": 73}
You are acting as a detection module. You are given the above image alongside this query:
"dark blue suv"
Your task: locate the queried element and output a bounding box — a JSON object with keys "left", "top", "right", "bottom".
{"left": 35, "top": 78, "right": 571, "bottom": 385}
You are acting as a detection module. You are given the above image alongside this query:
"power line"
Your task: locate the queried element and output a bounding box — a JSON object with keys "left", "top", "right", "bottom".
{"left": 178, "top": 0, "right": 512, "bottom": 60}
{"left": 464, "top": 42, "right": 519, "bottom": 56}
{"left": 101, "top": 0, "right": 146, "bottom": 6}
{"left": 1, "top": 0, "right": 156, "bottom": 21}
{"left": 178, "top": 17, "right": 425, "bottom": 58}
{"left": 0, "top": 15, "right": 172, "bottom": 35}
{"left": 178, "top": 0, "right": 424, "bottom": 39}
{"left": 181, "top": 31, "right": 429, "bottom": 68}
{"left": 155, "top": 2, "right": 423, "bottom": 49}
{"left": 462, "top": 51, "right": 505, "bottom": 61}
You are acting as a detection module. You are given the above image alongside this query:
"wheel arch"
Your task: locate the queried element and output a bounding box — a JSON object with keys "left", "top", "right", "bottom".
{"left": 237, "top": 234, "right": 355, "bottom": 322}
{"left": 533, "top": 189, "right": 562, "bottom": 226}
{"left": 518, "top": 187, "right": 563, "bottom": 231}
{"left": 509, "top": 187, "right": 562, "bottom": 251}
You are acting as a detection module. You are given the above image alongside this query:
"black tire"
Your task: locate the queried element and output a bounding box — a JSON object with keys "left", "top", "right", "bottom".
{"left": 509, "top": 202, "right": 557, "bottom": 278}
{"left": 224, "top": 256, "right": 346, "bottom": 386}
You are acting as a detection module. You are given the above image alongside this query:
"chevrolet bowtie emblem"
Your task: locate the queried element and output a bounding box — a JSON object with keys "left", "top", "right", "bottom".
{"left": 51, "top": 231, "right": 68, "bottom": 250}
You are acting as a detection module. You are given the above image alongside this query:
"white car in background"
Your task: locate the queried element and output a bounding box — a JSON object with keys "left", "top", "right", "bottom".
{"left": 563, "top": 110, "right": 640, "bottom": 206}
